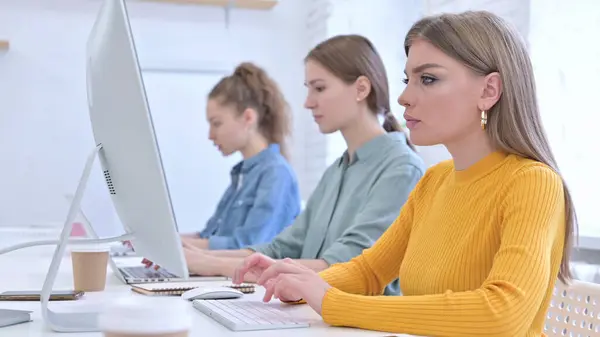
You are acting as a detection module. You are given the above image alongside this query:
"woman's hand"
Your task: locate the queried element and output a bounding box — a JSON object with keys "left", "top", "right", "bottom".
{"left": 257, "top": 258, "right": 332, "bottom": 315}
{"left": 232, "top": 253, "right": 277, "bottom": 285}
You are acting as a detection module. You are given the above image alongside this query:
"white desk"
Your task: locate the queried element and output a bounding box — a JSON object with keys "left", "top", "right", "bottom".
{"left": 0, "top": 243, "right": 409, "bottom": 337}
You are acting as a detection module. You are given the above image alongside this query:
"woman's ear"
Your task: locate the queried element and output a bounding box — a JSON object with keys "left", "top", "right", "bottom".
{"left": 355, "top": 75, "right": 372, "bottom": 102}
{"left": 479, "top": 72, "right": 502, "bottom": 111}
{"left": 241, "top": 108, "right": 259, "bottom": 128}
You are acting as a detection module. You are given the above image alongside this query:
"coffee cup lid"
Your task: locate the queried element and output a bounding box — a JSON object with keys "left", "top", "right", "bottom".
{"left": 69, "top": 242, "right": 111, "bottom": 253}
{"left": 98, "top": 297, "right": 191, "bottom": 333}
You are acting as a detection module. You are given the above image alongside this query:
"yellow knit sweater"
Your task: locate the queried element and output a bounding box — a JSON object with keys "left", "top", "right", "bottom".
{"left": 319, "top": 151, "right": 566, "bottom": 337}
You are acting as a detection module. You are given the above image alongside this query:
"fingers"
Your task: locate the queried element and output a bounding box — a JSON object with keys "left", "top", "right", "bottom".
{"left": 273, "top": 274, "right": 303, "bottom": 302}
{"left": 262, "top": 278, "right": 278, "bottom": 302}
{"left": 233, "top": 254, "right": 260, "bottom": 284}
{"left": 141, "top": 258, "right": 160, "bottom": 270}
{"left": 262, "top": 274, "right": 303, "bottom": 303}
{"left": 256, "top": 259, "right": 306, "bottom": 286}
{"left": 233, "top": 257, "right": 252, "bottom": 284}
{"left": 233, "top": 253, "right": 271, "bottom": 284}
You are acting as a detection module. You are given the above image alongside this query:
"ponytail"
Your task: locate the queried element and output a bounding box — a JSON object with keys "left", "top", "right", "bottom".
{"left": 382, "top": 110, "right": 402, "bottom": 133}
{"left": 382, "top": 110, "right": 416, "bottom": 151}
{"left": 208, "top": 62, "right": 291, "bottom": 160}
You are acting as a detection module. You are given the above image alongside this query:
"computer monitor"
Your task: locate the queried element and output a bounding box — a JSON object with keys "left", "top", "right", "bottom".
{"left": 39, "top": 0, "right": 194, "bottom": 331}
{"left": 85, "top": 0, "right": 188, "bottom": 278}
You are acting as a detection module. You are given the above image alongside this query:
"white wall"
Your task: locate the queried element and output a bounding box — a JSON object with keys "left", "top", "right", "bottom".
{"left": 529, "top": 0, "right": 600, "bottom": 241}
{"left": 298, "top": 0, "right": 331, "bottom": 198}
{"left": 0, "top": 0, "right": 310, "bottom": 232}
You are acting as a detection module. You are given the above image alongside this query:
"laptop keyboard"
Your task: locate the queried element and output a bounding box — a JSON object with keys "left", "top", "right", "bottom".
{"left": 121, "top": 266, "right": 177, "bottom": 279}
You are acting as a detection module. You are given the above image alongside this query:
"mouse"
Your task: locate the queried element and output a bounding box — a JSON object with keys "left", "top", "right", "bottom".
{"left": 181, "top": 287, "right": 244, "bottom": 301}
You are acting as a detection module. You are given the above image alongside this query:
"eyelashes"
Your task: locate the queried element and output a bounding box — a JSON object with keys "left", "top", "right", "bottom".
{"left": 402, "top": 75, "right": 438, "bottom": 86}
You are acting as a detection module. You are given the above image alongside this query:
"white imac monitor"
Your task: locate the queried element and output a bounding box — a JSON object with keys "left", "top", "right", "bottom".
{"left": 39, "top": 0, "right": 193, "bottom": 332}
{"left": 85, "top": 0, "right": 188, "bottom": 278}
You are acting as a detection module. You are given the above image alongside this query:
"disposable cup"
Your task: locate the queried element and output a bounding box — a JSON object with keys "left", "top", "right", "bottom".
{"left": 70, "top": 243, "right": 110, "bottom": 292}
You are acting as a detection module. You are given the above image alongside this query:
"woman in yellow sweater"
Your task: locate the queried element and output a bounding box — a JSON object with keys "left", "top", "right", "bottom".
{"left": 233, "top": 10, "right": 577, "bottom": 337}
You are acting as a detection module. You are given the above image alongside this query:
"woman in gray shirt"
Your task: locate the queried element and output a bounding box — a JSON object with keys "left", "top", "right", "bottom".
{"left": 176, "top": 35, "right": 425, "bottom": 294}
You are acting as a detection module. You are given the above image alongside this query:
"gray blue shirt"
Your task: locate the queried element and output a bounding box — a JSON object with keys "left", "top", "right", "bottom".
{"left": 199, "top": 144, "right": 301, "bottom": 250}
{"left": 249, "top": 132, "right": 425, "bottom": 294}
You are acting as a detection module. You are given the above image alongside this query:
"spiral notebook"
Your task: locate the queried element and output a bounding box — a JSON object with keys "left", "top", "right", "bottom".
{"left": 131, "top": 282, "right": 255, "bottom": 296}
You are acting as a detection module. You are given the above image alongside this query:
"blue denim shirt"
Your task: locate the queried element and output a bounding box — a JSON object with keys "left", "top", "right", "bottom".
{"left": 199, "top": 144, "right": 301, "bottom": 250}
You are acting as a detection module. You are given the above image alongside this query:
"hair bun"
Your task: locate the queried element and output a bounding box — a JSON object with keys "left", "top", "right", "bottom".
{"left": 234, "top": 62, "right": 259, "bottom": 78}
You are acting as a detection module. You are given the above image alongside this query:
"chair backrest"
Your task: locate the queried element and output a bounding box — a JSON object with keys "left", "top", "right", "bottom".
{"left": 545, "top": 280, "right": 600, "bottom": 336}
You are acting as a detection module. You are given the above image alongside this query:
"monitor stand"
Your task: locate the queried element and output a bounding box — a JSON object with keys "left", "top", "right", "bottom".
{"left": 40, "top": 144, "right": 133, "bottom": 332}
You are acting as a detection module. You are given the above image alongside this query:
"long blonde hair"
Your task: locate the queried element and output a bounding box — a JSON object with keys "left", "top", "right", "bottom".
{"left": 404, "top": 11, "right": 577, "bottom": 283}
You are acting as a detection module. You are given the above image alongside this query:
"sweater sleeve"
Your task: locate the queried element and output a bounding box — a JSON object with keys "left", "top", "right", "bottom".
{"left": 320, "top": 165, "right": 566, "bottom": 337}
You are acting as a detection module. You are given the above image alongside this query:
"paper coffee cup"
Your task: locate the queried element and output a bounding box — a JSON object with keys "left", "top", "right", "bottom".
{"left": 70, "top": 243, "right": 110, "bottom": 292}
{"left": 98, "top": 297, "right": 191, "bottom": 337}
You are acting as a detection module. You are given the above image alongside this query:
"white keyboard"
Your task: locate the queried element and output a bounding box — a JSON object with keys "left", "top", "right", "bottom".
{"left": 192, "top": 299, "right": 311, "bottom": 331}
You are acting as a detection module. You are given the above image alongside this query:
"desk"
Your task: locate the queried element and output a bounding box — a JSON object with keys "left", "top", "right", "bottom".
{"left": 0, "top": 243, "right": 410, "bottom": 337}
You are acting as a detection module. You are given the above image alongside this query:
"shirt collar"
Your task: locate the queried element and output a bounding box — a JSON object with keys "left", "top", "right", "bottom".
{"left": 337, "top": 132, "right": 406, "bottom": 166}
{"left": 232, "top": 143, "right": 280, "bottom": 174}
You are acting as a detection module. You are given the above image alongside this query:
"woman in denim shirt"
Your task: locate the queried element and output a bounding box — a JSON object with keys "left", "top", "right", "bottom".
{"left": 180, "top": 62, "right": 301, "bottom": 250}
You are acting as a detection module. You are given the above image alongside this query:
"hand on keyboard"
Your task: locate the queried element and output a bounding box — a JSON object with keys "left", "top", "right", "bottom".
{"left": 141, "top": 257, "right": 161, "bottom": 271}
{"left": 260, "top": 258, "right": 332, "bottom": 315}
{"left": 232, "top": 253, "right": 277, "bottom": 286}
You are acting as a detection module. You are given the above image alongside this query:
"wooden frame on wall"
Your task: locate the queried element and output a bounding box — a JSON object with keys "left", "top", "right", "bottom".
{"left": 139, "top": 0, "right": 278, "bottom": 10}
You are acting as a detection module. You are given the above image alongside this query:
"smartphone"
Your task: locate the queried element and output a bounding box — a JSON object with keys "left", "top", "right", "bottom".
{"left": 0, "top": 290, "right": 84, "bottom": 301}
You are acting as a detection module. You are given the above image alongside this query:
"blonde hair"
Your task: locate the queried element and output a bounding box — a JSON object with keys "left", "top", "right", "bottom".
{"left": 404, "top": 11, "right": 576, "bottom": 283}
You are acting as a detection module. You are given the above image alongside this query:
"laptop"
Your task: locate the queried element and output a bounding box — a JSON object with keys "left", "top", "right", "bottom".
{"left": 111, "top": 257, "right": 227, "bottom": 284}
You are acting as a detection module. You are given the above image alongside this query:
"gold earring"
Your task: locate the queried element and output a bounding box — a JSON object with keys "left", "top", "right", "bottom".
{"left": 481, "top": 110, "right": 487, "bottom": 130}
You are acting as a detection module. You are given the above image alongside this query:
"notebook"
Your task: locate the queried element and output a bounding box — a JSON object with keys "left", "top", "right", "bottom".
{"left": 131, "top": 282, "right": 256, "bottom": 296}
{"left": 0, "top": 309, "right": 32, "bottom": 328}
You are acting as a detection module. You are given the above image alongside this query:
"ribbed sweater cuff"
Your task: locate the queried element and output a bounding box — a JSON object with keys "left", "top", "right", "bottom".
{"left": 321, "top": 288, "right": 352, "bottom": 326}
